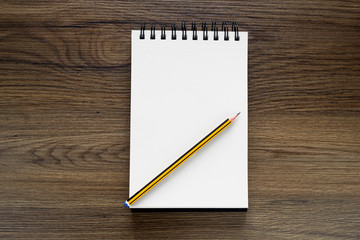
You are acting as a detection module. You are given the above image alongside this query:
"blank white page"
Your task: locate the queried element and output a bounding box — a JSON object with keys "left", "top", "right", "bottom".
{"left": 130, "top": 30, "right": 248, "bottom": 209}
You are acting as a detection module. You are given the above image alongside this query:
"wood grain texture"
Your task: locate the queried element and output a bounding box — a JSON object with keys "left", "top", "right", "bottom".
{"left": 0, "top": 0, "right": 359, "bottom": 239}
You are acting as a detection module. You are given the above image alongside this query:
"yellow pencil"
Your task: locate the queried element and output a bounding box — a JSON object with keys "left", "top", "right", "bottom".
{"left": 124, "top": 112, "right": 241, "bottom": 208}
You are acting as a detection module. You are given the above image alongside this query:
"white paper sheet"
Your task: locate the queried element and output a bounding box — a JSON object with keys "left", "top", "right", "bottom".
{"left": 130, "top": 30, "right": 248, "bottom": 208}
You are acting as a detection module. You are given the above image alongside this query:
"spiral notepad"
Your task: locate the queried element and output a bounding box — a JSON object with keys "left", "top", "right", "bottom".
{"left": 129, "top": 22, "right": 248, "bottom": 210}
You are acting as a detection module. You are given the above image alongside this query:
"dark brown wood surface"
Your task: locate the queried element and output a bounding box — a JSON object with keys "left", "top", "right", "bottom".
{"left": 1, "top": 1, "right": 359, "bottom": 239}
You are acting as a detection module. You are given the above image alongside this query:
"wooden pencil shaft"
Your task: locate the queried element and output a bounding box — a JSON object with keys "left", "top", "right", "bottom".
{"left": 127, "top": 118, "right": 232, "bottom": 205}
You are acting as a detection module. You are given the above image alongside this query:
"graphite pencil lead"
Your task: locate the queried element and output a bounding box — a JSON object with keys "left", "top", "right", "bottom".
{"left": 230, "top": 112, "right": 241, "bottom": 122}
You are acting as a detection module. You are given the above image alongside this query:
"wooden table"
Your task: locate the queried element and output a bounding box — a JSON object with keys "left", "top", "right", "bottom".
{"left": 1, "top": 1, "right": 359, "bottom": 239}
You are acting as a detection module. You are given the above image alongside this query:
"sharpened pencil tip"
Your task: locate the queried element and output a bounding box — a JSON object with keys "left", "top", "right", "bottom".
{"left": 230, "top": 112, "right": 241, "bottom": 122}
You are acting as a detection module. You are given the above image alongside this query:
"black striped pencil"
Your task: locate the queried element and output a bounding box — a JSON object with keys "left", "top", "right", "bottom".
{"left": 124, "top": 112, "right": 241, "bottom": 208}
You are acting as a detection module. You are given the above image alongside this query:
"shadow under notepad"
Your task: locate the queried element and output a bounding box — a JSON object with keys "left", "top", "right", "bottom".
{"left": 131, "top": 208, "right": 247, "bottom": 212}
{"left": 127, "top": 210, "right": 248, "bottom": 239}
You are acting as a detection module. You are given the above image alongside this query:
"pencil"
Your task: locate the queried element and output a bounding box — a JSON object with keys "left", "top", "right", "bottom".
{"left": 124, "top": 112, "right": 241, "bottom": 208}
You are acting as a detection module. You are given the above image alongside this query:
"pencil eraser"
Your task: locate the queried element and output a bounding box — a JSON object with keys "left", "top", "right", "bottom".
{"left": 124, "top": 200, "right": 130, "bottom": 208}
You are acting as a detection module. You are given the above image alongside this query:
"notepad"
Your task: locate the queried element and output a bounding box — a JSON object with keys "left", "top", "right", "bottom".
{"left": 130, "top": 23, "right": 248, "bottom": 210}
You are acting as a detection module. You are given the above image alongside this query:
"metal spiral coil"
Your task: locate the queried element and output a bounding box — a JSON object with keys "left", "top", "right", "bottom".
{"left": 171, "top": 23, "right": 177, "bottom": 40}
{"left": 202, "top": 22, "right": 208, "bottom": 40}
{"left": 139, "top": 22, "right": 240, "bottom": 41}
{"left": 150, "top": 23, "right": 155, "bottom": 40}
{"left": 192, "top": 22, "right": 197, "bottom": 40}
{"left": 181, "top": 22, "right": 187, "bottom": 40}
{"left": 161, "top": 23, "right": 166, "bottom": 40}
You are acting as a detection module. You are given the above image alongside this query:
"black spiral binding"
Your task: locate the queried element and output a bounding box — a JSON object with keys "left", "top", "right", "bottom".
{"left": 150, "top": 23, "right": 155, "bottom": 40}
{"left": 161, "top": 23, "right": 166, "bottom": 40}
{"left": 222, "top": 22, "right": 229, "bottom": 41}
{"left": 192, "top": 22, "right": 197, "bottom": 40}
{"left": 211, "top": 22, "right": 219, "bottom": 40}
{"left": 140, "top": 22, "right": 145, "bottom": 39}
{"left": 181, "top": 22, "right": 187, "bottom": 40}
{"left": 171, "top": 23, "right": 177, "bottom": 40}
{"left": 139, "top": 22, "right": 240, "bottom": 41}
{"left": 202, "top": 22, "right": 208, "bottom": 40}
{"left": 232, "top": 22, "right": 240, "bottom": 41}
